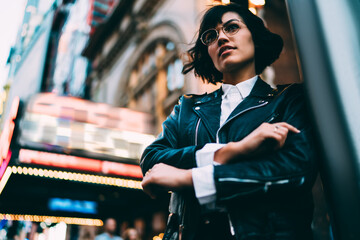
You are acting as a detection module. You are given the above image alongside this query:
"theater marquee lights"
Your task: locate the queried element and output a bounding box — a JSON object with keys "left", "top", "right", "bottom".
{"left": 0, "top": 213, "right": 103, "bottom": 226}
{"left": 10, "top": 166, "right": 142, "bottom": 190}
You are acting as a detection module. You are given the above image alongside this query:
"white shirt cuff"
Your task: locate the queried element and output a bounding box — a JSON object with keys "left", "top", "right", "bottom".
{"left": 192, "top": 165, "right": 217, "bottom": 205}
{"left": 196, "top": 143, "right": 226, "bottom": 167}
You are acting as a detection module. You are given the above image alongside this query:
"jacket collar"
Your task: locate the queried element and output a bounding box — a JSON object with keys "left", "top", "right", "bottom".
{"left": 192, "top": 77, "right": 276, "bottom": 105}
{"left": 225, "top": 78, "right": 276, "bottom": 121}
{"left": 192, "top": 78, "right": 276, "bottom": 141}
{"left": 248, "top": 77, "right": 277, "bottom": 98}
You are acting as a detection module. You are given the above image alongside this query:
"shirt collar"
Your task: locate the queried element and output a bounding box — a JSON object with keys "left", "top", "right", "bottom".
{"left": 222, "top": 75, "right": 258, "bottom": 99}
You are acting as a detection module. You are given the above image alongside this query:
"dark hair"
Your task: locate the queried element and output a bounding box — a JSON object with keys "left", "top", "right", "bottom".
{"left": 182, "top": 3, "right": 284, "bottom": 84}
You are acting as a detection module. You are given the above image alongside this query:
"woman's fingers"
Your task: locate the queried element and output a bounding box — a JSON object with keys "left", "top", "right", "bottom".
{"left": 141, "top": 163, "right": 193, "bottom": 198}
{"left": 141, "top": 174, "right": 157, "bottom": 199}
{"left": 219, "top": 122, "right": 300, "bottom": 162}
{"left": 257, "top": 122, "right": 298, "bottom": 149}
{"left": 274, "top": 122, "right": 300, "bottom": 133}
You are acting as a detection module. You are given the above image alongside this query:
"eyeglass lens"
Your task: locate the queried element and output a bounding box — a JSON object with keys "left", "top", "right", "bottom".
{"left": 201, "top": 19, "right": 241, "bottom": 46}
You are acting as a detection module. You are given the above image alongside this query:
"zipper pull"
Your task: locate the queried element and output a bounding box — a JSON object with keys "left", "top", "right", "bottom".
{"left": 179, "top": 224, "right": 185, "bottom": 240}
{"left": 264, "top": 182, "right": 271, "bottom": 192}
{"left": 267, "top": 113, "right": 279, "bottom": 123}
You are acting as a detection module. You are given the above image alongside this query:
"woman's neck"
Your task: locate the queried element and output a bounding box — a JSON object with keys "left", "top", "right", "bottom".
{"left": 222, "top": 65, "right": 256, "bottom": 85}
{"left": 223, "top": 71, "right": 256, "bottom": 85}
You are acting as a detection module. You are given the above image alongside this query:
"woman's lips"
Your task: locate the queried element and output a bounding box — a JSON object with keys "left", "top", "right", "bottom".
{"left": 219, "top": 46, "right": 236, "bottom": 57}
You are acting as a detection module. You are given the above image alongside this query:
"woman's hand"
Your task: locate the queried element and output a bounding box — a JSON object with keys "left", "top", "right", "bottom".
{"left": 214, "top": 122, "right": 300, "bottom": 164}
{"left": 141, "top": 163, "right": 193, "bottom": 199}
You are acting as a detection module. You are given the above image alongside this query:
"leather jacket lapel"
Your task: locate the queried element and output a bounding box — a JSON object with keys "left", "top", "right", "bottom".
{"left": 191, "top": 79, "right": 276, "bottom": 142}
{"left": 225, "top": 78, "right": 276, "bottom": 124}
{"left": 192, "top": 89, "right": 222, "bottom": 142}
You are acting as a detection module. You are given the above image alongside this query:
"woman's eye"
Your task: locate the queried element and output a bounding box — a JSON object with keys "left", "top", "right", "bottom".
{"left": 225, "top": 24, "right": 240, "bottom": 33}
{"left": 205, "top": 31, "right": 217, "bottom": 41}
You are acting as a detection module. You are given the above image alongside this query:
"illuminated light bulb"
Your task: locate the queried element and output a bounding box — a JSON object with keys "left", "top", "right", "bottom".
{"left": 115, "top": 179, "right": 121, "bottom": 186}
{"left": 89, "top": 176, "right": 95, "bottom": 182}
{"left": 79, "top": 174, "right": 84, "bottom": 181}
{"left": 222, "top": 0, "right": 230, "bottom": 4}
{"left": 250, "top": 0, "right": 265, "bottom": 6}
{"left": 110, "top": 178, "right": 115, "bottom": 185}
{"left": 12, "top": 166, "right": 17, "bottom": 173}
{"left": 45, "top": 218, "right": 52, "bottom": 225}
{"left": 87, "top": 175, "right": 93, "bottom": 182}
{"left": 77, "top": 174, "right": 83, "bottom": 181}
{"left": 28, "top": 168, "right": 33, "bottom": 175}
{"left": 66, "top": 172, "right": 73, "bottom": 180}
{"left": 249, "top": 7, "right": 257, "bottom": 15}
{"left": 39, "top": 169, "right": 44, "bottom": 177}
{"left": 71, "top": 173, "right": 77, "bottom": 181}
{"left": 96, "top": 176, "right": 102, "bottom": 184}
{"left": 18, "top": 167, "right": 23, "bottom": 174}
{"left": 128, "top": 181, "right": 135, "bottom": 188}
{"left": 33, "top": 168, "right": 39, "bottom": 176}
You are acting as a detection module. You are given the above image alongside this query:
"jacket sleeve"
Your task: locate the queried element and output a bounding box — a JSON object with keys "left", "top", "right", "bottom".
{"left": 214, "top": 85, "right": 318, "bottom": 202}
{"left": 140, "top": 96, "right": 202, "bottom": 175}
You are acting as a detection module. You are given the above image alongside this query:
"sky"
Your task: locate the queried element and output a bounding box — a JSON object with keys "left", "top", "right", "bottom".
{"left": 0, "top": 0, "right": 27, "bottom": 88}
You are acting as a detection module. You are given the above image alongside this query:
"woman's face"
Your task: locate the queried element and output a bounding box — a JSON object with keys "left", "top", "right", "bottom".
{"left": 207, "top": 12, "right": 255, "bottom": 74}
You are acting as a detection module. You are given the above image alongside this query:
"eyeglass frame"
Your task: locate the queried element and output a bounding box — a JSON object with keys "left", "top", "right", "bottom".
{"left": 200, "top": 19, "right": 245, "bottom": 46}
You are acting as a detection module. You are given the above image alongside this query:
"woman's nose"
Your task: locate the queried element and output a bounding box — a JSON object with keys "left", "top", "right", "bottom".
{"left": 217, "top": 29, "right": 229, "bottom": 46}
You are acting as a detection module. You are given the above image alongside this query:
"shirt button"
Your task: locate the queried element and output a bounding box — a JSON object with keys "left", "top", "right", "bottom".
{"left": 195, "top": 106, "right": 200, "bottom": 110}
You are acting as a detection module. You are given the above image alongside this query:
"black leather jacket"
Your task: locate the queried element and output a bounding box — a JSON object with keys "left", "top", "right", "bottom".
{"left": 141, "top": 79, "right": 318, "bottom": 240}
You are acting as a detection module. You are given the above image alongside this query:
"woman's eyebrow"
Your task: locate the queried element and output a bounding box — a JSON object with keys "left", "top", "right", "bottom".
{"left": 222, "top": 18, "right": 241, "bottom": 26}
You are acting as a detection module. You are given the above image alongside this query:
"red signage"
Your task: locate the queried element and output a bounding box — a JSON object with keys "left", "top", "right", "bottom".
{"left": 19, "top": 149, "right": 143, "bottom": 179}
{"left": 0, "top": 97, "right": 19, "bottom": 180}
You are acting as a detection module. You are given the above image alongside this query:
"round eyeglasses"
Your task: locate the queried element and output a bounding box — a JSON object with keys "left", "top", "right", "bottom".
{"left": 200, "top": 19, "right": 242, "bottom": 46}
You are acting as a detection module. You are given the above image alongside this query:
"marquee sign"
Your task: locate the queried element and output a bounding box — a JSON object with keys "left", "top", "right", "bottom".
{"left": 18, "top": 93, "right": 155, "bottom": 165}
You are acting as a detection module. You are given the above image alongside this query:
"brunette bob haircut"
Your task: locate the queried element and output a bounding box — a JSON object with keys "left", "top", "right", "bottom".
{"left": 182, "top": 3, "right": 284, "bottom": 84}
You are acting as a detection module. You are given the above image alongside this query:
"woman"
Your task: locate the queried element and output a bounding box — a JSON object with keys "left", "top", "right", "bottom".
{"left": 141, "top": 3, "right": 317, "bottom": 240}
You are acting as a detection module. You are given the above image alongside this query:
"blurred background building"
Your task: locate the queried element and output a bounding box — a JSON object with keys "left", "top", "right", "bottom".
{"left": 0, "top": 0, "right": 328, "bottom": 239}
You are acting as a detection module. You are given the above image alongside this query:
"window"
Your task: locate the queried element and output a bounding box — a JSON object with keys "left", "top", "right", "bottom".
{"left": 127, "top": 40, "right": 183, "bottom": 133}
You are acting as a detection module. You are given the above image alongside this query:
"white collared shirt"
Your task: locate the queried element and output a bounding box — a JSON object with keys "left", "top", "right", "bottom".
{"left": 192, "top": 75, "right": 258, "bottom": 205}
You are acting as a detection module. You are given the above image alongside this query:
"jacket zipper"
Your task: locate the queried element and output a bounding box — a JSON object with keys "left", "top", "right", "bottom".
{"left": 194, "top": 118, "right": 201, "bottom": 145}
{"left": 216, "top": 101, "right": 269, "bottom": 143}
{"left": 179, "top": 202, "right": 186, "bottom": 240}
{"left": 218, "top": 177, "right": 297, "bottom": 192}
{"left": 267, "top": 113, "right": 279, "bottom": 123}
